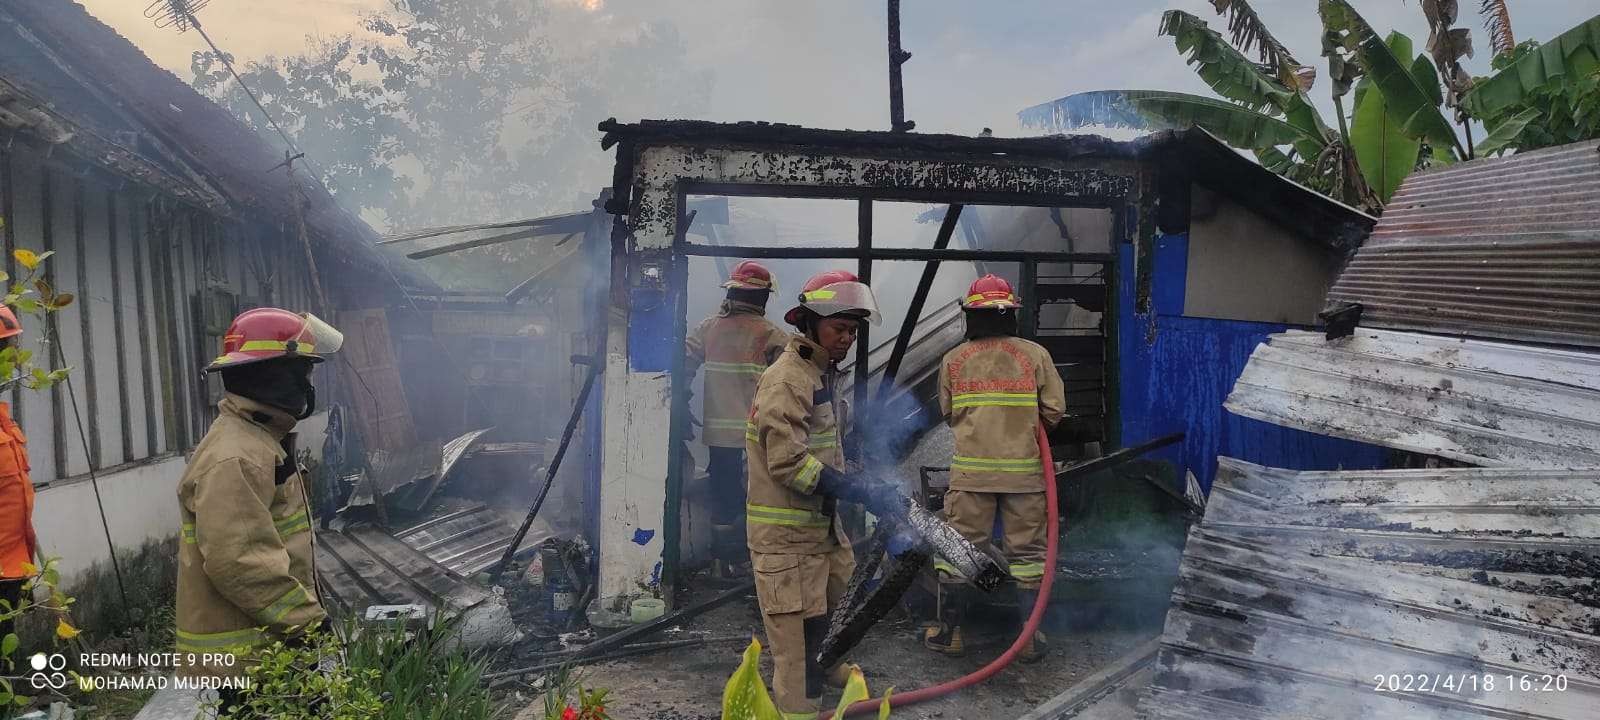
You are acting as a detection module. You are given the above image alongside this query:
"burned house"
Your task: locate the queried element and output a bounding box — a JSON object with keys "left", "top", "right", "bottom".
{"left": 586, "top": 118, "right": 1385, "bottom": 614}
{"left": 0, "top": 0, "right": 433, "bottom": 583}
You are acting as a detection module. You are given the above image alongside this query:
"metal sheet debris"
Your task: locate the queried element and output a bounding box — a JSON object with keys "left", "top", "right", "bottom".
{"left": 393, "top": 501, "right": 544, "bottom": 577}
{"left": 1327, "top": 139, "right": 1600, "bottom": 348}
{"left": 363, "top": 427, "right": 494, "bottom": 511}
{"left": 316, "top": 514, "right": 521, "bottom": 649}
{"left": 1224, "top": 328, "right": 1600, "bottom": 467}
{"left": 1137, "top": 457, "right": 1600, "bottom": 720}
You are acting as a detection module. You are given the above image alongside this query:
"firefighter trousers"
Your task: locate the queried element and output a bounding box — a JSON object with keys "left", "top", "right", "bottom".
{"left": 940, "top": 490, "right": 1048, "bottom": 588}
{"left": 752, "top": 540, "right": 854, "bottom": 718}
{"left": 707, "top": 447, "right": 748, "bottom": 563}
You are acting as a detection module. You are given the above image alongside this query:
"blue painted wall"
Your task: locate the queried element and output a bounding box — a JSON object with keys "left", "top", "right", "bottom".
{"left": 1116, "top": 237, "right": 1387, "bottom": 491}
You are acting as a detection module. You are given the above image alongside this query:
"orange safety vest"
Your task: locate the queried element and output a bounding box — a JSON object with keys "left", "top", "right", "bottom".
{"left": 0, "top": 402, "right": 36, "bottom": 579}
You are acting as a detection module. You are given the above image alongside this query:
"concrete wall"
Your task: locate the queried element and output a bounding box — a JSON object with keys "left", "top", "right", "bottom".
{"left": 1183, "top": 185, "right": 1337, "bottom": 325}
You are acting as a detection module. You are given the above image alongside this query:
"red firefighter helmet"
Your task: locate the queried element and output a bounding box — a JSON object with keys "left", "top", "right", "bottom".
{"left": 205, "top": 308, "right": 344, "bottom": 373}
{"left": 962, "top": 274, "right": 1021, "bottom": 310}
{"left": 0, "top": 306, "right": 20, "bottom": 341}
{"left": 784, "top": 270, "right": 882, "bottom": 327}
{"left": 722, "top": 260, "right": 777, "bottom": 291}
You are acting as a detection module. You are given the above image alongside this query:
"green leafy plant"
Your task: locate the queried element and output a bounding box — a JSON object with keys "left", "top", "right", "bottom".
{"left": 340, "top": 617, "right": 505, "bottom": 720}
{"left": 0, "top": 557, "right": 84, "bottom": 716}
{"left": 1464, "top": 19, "right": 1600, "bottom": 155}
{"left": 221, "top": 628, "right": 383, "bottom": 720}
{"left": 0, "top": 245, "right": 74, "bottom": 393}
{"left": 534, "top": 666, "right": 610, "bottom": 720}
{"left": 721, "top": 638, "right": 892, "bottom": 720}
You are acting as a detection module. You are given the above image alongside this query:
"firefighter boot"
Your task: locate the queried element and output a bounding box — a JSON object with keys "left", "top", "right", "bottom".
{"left": 802, "top": 616, "right": 828, "bottom": 701}
{"left": 1017, "top": 586, "right": 1049, "bottom": 663}
{"left": 922, "top": 583, "right": 967, "bottom": 657}
{"left": 710, "top": 524, "right": 748, "bottom": 581}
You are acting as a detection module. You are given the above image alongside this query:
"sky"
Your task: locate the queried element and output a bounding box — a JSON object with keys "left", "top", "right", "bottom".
{"left": 80, "top": 0, "right": 1585, "bottom": 138}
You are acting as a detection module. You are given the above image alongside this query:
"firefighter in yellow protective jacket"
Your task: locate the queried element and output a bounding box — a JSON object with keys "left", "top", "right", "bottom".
{"left": 684, "top": 261, "right": 790, "bottom": 578}
{"left": 176, "top": 308, "right": 343, "bottom": 711}
{"left": 746, "top": 270, "right": 911, "bottom": 719}
{"left": 925, "top": 275, "right": 1065, "bottom": 662}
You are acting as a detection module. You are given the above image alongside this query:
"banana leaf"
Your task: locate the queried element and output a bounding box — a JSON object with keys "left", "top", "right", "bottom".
{"left": 1474, "top": 106, "right": 1543, "bottom": 157}
{"left": 1161, "top": 10, "right": 1291, "bottom": 113}
{"left": 1320, "top": 0, "right": 1465, "bottom": 160}
{"left": 1208, "top": 0, "right": 1302, "bottom": 70}
{"left": 1160, "top": 10, "right": 1332, "bottom": 140}
{"left": 1464, "top": 14, "right": 1600, "bottom": 117}
{"left": 1017, "top": 90, "right": 1319, "bottom": 151}
{"left": 1351, "top": 32, "right": 1424, "bottom": 203}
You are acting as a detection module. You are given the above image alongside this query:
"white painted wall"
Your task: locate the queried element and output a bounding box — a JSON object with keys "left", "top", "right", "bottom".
{"left": 31, "top": 408, "right": 330, "bottom": 585}
{"left": 33, "top": 457, "right": 185, "bottom": 583}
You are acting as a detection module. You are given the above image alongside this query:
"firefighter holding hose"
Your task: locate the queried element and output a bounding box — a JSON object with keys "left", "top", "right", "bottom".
{"left": 746, "top": 270, "right": 912, "bottom": 719}
{"left": 684, "top": 261, "right": 790, "bottom": 579}
{"left": 175, "top": 308, "right": 343, "bottom": 714}
{"left": 925, "top": 275, "right": 1065, "bottom": 662}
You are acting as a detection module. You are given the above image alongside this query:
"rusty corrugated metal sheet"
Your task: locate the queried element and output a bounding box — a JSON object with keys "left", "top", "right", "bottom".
{"left": 1225, "top": 328, "right": 1600, "bottom": 467}
{"left": 1329, "top": 140, "right": 1600, "bottom": 348}
{"left": 1137, "top": 457, "right": 1600, "bottom": 720}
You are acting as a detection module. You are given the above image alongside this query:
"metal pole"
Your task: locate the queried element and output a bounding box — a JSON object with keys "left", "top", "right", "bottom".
{"left": 887, "top": 0, "right": 914, "bottom": 133}
{"left": 853, "top": 199, "right": 872, "bottom": 431}
{"left": 877, "top": 204, "right": 962, "bottom": 401}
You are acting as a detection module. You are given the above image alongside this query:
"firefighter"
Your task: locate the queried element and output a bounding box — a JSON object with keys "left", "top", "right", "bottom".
{"left": 746, "top": 270, "right": 910, "bottom": 719}
{"left": 0, "top": 307, "right": 37, "bottom": 641}
{"left": 684, "top": 261, "right": 790, "bottom": 579}
{"left": 925, "top": 275, "right": 1065, "bottom": 662}
{"left": 175, "top": 308, "right": 343, "bottom": 713}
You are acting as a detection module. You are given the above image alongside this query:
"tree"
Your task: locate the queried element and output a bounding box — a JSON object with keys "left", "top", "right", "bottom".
{"left": 1463, "top": 15, "right": 1600, "bottom": 154}
{"left": 191, "top": 0, "right": 710, "bottom": 234}
{"left": 1021, "top": 3, "right": 1467, "bottom": 210}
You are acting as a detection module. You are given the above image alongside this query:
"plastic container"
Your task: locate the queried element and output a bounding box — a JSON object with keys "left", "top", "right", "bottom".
{"left": 629, "top": 597, "right": 666, "bottom": 624}
{"left": 542, "top": 543, "right": 576, "bottom": 626}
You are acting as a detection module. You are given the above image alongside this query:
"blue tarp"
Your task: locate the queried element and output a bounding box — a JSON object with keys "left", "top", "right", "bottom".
{"left": 1115, "top": 237, "right": 1387, "bottom": 491}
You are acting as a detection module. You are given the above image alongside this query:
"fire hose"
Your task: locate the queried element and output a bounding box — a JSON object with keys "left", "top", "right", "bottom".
{"left": 824, "top": 423, "right": 1057, "bottom": 718}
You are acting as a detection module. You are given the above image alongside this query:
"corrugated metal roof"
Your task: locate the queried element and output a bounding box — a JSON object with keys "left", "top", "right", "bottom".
{"left": 1328, "top": 139, "right": 1600, "bottom": 348}
{"left": 1224, "top": 328, "right": 1600, "bottom": 467}
{"left": 1138, "top": 457, "right": 1600, "bottom": 720}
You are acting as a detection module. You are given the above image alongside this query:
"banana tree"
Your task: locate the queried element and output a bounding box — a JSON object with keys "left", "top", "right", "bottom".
{"left": 1021, "top": 0, "right": 1485, "bottom": 210}
{"left": 1462, "top": 13, "right": 1600, "bottom": 153}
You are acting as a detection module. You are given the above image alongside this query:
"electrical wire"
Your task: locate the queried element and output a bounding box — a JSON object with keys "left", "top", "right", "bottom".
{"left": 46, "top": 328, "right": 130, "bottom": 610}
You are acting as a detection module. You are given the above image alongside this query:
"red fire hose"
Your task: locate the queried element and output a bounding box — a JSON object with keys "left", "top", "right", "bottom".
{"left": 826, "top": 423, "right": 1059, "bottom": 718}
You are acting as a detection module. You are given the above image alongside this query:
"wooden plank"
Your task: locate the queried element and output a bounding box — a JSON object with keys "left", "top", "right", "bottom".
{"left": 42, "top": 170, "right": 66, "bottom": 476}
{"left": 317, "top": 531, "right": 429, "bottom": 607}
{"left": 346, "top": 527, "right": 489, "bottom": 609}
{"left": 336, "top": 308, "right": 416, "bottom": 451}
{"left": 132, "top": 203, "right": 159, "bottom": 456}
{"left": 107, "top": 191, "right": 132, "bottom": 463}
{"left": 73, "top": 178, "right": 100, "bottom": 468}
{"left": 0, "top": 151, "right": 19, "bottom": 425}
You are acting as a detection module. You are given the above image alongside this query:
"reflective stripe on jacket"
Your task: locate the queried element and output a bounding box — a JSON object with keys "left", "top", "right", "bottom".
{"left": 745, "top": 336, "right": 851, "bottom": 554}
{"left": 0, "top": 403, "right": 35, "bottom": 579}
{"left": 685, "top": 301, "right": 792, "bottom": 448}
{"left": 176, "top": 394, "right": 324, "bottom": 679}
{"left": 938, "top": 336, "right": 1066, "bottom": 493}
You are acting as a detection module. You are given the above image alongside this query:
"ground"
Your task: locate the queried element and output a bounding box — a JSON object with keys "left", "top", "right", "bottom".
{"left": 497, "top": 586, "right": 1154, "bottom": 720}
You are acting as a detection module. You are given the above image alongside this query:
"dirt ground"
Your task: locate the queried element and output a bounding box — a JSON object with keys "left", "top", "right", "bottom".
{"left": 500, "top": 589, "right": 1155, "bottom": 720}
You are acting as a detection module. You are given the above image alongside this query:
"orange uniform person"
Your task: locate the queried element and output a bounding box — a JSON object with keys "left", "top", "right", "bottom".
{"left": 0, "top": 307, "right": 37, "bottom": 641}
{"left": 683, "top": 261, "right": 790, "bottom": 578}
{"left": 925, "top": 275, "right": 1065, "bottom": 662}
